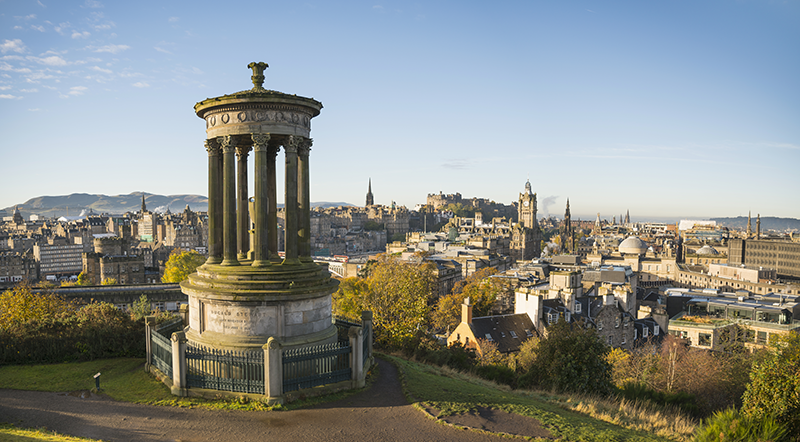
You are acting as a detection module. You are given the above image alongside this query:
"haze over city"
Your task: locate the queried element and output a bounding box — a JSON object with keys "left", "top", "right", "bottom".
{"left": 1, "top": 0, "right": 798, "bottom": 220}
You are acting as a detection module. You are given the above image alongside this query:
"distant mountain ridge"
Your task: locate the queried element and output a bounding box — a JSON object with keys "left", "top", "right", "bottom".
{"left": 2, "top": 193, "right": 355, "bottom": 219}
{"left": 710, "top": 216, "right": 800, "bottom": 232}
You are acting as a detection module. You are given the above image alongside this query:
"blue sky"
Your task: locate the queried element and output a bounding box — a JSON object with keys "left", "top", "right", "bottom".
{"left": 1, "top": 0, "right": 798, "bottom": 221}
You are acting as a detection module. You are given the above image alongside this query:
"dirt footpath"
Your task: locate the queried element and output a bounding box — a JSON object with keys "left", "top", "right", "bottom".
{"left": 0, "top": 359, "right": 544, "bottom": 441}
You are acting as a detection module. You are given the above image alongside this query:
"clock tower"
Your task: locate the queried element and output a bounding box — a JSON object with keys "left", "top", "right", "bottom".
{"left": 518, "top": 179, "right": 537, "bottom": 229}
{"left": 511, "top": 179, "right": 542, "bottom": 262}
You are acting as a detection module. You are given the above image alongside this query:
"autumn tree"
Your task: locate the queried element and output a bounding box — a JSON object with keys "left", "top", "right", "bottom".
{"left": 162, "top": 250, "right": 206, "bottom": 283}
{"left": 0, "top": 283, "right": 74, "bottom": 331}
{"left": 331, "top": 254, "right": 436, "bottom": 349}
{"left": 431, "top": 267, "right": 509, "bottom": 332}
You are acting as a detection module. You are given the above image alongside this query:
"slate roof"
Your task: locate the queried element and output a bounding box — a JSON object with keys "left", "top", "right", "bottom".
{"left": 469, "top": 313, "right": 536, "bottom": 353}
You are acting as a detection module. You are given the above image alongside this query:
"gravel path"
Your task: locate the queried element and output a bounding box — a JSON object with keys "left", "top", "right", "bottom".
{"left": 0, "top": 359, "right": 521, "bottom": 442}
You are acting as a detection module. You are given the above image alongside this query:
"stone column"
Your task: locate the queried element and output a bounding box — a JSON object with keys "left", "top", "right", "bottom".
{"left": 170, "top": 331, "right": 187, "bottom": 397}
{"left": 361, "top": 310, "right": 373, "bottom": 368}
{"left": 268, "top": 144, "right": 280, "bottom": 261}
{"left": 236, "top": 144, "right": 252, "bottom": 261}
{"left": 264, "top": 337, "right": 283, "bottom": 405}
{"left": 349, "top": 326, "right": 365, "bottom": 388}
{"left": 205, "top": 139, "right": 223, "bottom": 264}
{"left": 298, "top": 138, "right": 312, "bottom": 262}
{"left": 220, "top": 135, "right": 239, "bottom": 266}
{"left": 251, "top": 133, "right": 270, "bottom": 267}
{"left": 283, "top": 136, "right": 300, "bottom": 265}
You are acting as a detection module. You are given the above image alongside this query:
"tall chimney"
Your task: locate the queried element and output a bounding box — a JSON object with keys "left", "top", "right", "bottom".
{"left": 461, "top": 297, "right": 473, "bottom": 324}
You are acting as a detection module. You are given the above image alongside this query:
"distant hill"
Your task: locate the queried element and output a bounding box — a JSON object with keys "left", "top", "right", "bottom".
{"left": 710, "top": 216, "right": 800, "bottom": 232}
{"left": 1, "top": 193, "right": 355, "bottom": 219}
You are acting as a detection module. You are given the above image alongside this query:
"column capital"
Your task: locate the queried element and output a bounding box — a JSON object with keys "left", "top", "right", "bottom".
{"left": 252, "top": 133, "right": 271, "bottom": 152}
{"left": 299, "top": 137, "right": 312, "bottom": 156}
{"left": 205, "top": 138, "right": 221, "bottom": 156}
{"left": 219, "top": 135, "right": 236, "bottom": 154}
{"left": 284, "top": 135, "right": 301, "bottom": 154}
{"left": 235, "top": 144, "right": 252, "bottom": 159}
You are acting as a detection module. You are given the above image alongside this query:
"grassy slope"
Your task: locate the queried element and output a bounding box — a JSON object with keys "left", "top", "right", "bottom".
{"left": 388, "top": 355, "right": 687, "bottom": 442}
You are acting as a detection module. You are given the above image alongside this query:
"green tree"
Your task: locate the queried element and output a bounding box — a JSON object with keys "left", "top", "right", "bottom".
{"left": 76, "top": 271, "right": 89, "bottom": 286}
{"left": 162, "top": 250, "right": 206, "bottom": 283}
{"left": 101, "top": 277, "right": 118, "bottom": 285}
{"left": 332, "top": 277, "right": 369, "bottom": 321}
{"left": 741, "top": 332, "right": 800, "bottom": 436}
{"left": 519, "top": 319, "right": 613, "bottom": 396}
{"left": 363, "top": 220, "right": 384, "bottom": 231}
{"left": 130, "top": 294, "right": 152, "bottom": 321}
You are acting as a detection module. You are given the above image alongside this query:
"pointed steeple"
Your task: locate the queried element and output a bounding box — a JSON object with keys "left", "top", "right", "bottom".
{"left": 756, "top": 214, "right": 761, "bottom": 239}
{"left": 524, "top": 179, "right": 532, "bottom": 195}
{"left": 625, "top": 209, "right": 630, "bottom": 225}
{"left": 365, "top": 178, "right": 374, "bottom": 206}
{"left": 141, "top": 194, "right": 147, "bottom": 213}
{"left": 747, "top": 211, "right": 752, "bottom": 237}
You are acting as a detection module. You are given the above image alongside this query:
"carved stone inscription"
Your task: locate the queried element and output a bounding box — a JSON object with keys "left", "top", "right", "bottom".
{"left": 206, "top": 305, "right": 278, "bottom": 336}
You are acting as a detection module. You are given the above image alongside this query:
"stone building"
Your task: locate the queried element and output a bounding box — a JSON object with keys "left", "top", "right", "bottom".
{"left": 34, "top": 241, "right": 83, "bottom": 280}
{"left": 728, "top": 238, "right": 800, "bottom": 279}
{"left": 0, "top": 250, "right": 37, "bottom": 284}
{"left": 82, "top": 236, "right": 145, "bottom": 285}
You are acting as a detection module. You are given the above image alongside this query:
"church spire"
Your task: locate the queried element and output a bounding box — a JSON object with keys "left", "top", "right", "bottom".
{"left": 141, "top": 194, "right": 147, "bottom": 213}
{"left": 365, "top": 178, "right": 374, "bottom": 206}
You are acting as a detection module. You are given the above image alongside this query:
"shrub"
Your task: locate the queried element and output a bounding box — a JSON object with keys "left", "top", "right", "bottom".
{"left": 693, "top": 408, "right": 788, "bottom": 442}
{"left": 618, "top": 382, "right": 700, "bottom": 417}
{"left": 474, "top": 364, "right": 517, "bottom": 387}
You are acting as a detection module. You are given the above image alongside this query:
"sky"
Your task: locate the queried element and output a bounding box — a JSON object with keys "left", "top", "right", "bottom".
{"left": 1, "top": 0, "right": 798, "bottom": 222}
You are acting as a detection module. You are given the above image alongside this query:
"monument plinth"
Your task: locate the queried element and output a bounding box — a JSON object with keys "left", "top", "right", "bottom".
{"left": 181, "top": 63, "right": 337, "bottom": 350}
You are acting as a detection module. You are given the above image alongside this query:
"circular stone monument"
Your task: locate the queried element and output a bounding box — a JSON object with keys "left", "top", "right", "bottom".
{"left": 181, "top": 62, "right": 339, "bottom": 350}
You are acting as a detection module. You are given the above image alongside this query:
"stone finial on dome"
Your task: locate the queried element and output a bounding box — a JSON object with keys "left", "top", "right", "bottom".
{"left": 247, "top": 62, "right": 269, "bottom": 92}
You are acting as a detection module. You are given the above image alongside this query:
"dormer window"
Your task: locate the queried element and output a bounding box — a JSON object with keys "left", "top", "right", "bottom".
{"left": 575, "top": 303, "right": 582, "bottom": 313}
{"left": 643, "top": 327, "right": 649, "bottom": 338}
{"left": 654, "top": 325, "right": 660, "bottom": 335}
{"left": 510, "top": 331, "right": 518, "bottom": 339}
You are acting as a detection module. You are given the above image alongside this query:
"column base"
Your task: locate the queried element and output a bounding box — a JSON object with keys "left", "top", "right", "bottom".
{"left": 221, "top": 258, "right": 241, "bottom": 266}
{"left": 281, "top": 258, "right": 301, "bottom": 266}
{"left": 205, "top": 257, "right": 223, "bottom": 265}
{"left": 251, "top": 259, "right": 272, "bottom": 267}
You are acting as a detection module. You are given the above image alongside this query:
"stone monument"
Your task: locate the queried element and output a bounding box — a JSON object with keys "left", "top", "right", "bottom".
{"left": 181, "top": 62, "right": 338, "bottom": 350}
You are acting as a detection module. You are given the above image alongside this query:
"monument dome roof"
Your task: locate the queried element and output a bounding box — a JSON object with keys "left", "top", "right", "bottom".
{"left": 618, "top": 236, "right": 648, "bottom": 255}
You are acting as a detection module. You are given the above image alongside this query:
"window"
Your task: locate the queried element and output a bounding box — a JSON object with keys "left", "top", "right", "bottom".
{"left": 575, "top": 303, "right": 582, "bottom": 313}
{"left": 643, "top": 327, "right": 649, "bottom": 338}
{"left": 621, "top": 334, "right": 626, "bottom": 345}
{"left": 615, "top": 317, "right": 620, "bottom": 328}
{"left": 698, "top": 333, "right": 711, "bottom": 347}
{"left": 623, "top": 317, "right": 630, "bottom": 327}
{"left": 485, "top": 333, "right": 494, "bottom": 342}
{"left": 608, "top": 336, "right": 613, "bottom": 346}
{"left": 654, "top": 325, "right": 660, "bottom": 335}
{"left": 510, "top": 330, "right": 518, "bottom": 339}
{"left": 525, "top": 329, "right": 533, "bottom": 338}
{"left": 598, "top": 320, "right": 603, "bottom": 331}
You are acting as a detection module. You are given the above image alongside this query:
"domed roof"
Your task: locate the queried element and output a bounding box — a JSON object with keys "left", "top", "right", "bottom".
{"left": 618, "top": 236, "right": 648, "bottom": 255}
{"left": 696, "top": 244, "right": 719, "bottom": 255}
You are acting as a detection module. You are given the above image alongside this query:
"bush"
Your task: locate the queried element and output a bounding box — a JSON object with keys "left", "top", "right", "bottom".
{"left": 474, "top": 364, "right": 517, "bottom": 387}
{"left": 693, "top": 408, "right": 789, "bottom": 442}
{"left": 412, "top": 336, "right": 477, "bottom": 372}
{"left": 618, "top": 382, "right": 700, "bottom": 417}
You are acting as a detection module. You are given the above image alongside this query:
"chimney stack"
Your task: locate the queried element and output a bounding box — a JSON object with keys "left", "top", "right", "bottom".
{"left": 461, "top": 297, "right": 473, "bottom": 324}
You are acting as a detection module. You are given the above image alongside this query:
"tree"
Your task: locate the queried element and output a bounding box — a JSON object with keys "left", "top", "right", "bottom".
{"left": 432, "top": 267, "right": 507, "bottom": 332}
{"left": 0, "top": 283, "right": 74, "bottom": 331}
{"left": 162, "top": 250, "right": 206, "bottom": 283}
{"left": 741, "top": 332, "right": 800, "bottom": 436}
{"left": 130, "top": 294, "right": 152, "bottom": 321}
{"left": 101, "top": 277, "right": 118, "bottom": 285}
{"left": 332, "top": 254, "right": 436, "bottom": 349}
{"left": 519, "top": 319, "right": 613, "bottom": 396}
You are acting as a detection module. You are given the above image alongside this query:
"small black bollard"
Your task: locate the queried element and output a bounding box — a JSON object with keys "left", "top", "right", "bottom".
{"left": 94, "top": 372, "right": 101, "bottom": 390}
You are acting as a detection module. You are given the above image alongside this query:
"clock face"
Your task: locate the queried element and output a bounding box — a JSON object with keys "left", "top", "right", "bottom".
{"left": 523, "top": 200, "right": 529, "bottom": 207}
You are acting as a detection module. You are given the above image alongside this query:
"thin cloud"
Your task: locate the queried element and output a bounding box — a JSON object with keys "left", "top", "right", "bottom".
{"left": 34, "top": 55, "right": 68, "bottom": 66}
{"left": 168, "top": 17, "right": 179, "bottom": 23}
{"left": 28, "top": 108, "right": 41, "bottom": 111}
{"left": 83, "top": 0, "right": 104, "bottom": 8}
{"left": 72, "top": 31, "right": 91, "bottom": 39}
{"left": 68, "top": 86, "right": 87, "bottom": 96}
{"left": 132, "top": 81, "right": 149, "bottom": 88}
{"left": 31, "top": 25, "right": 46, "bottom": 32}
{"left": 55, "top": 22, "right": 71, "bottom": 35}
{"left": 441, "top": 159, "right": 469, "bottom": 170}
{"left": 91, "top": 44, "right": 129, "bottom": 54}
{"left": 91, "top": 66, "right": 112, "bottom": 74}
{"left": 1, "top": 39, "right": 28, "bottom": 54}
{"left": 20, "top": 88, "right": 38, "bottom": 92}
{"left": 154, "top": 46, "right": 172, "bottom": 54}
{"left": 0, "top": 94, "right": 22, "bottom": 99}
{"left": 0, "top": 85, "right": 10, "bottom": 90}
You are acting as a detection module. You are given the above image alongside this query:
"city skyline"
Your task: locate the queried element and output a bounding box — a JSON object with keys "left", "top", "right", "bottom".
{"left": 1, "top": 0, "right": 798, "bottom": 219}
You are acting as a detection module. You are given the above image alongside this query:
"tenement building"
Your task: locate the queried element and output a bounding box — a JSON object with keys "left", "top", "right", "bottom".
{"left": 728, "top": 238, "right": 800, "bottom": 279}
